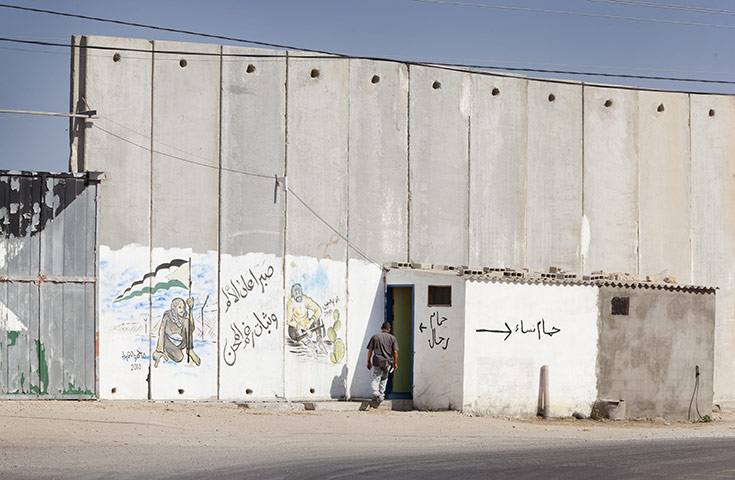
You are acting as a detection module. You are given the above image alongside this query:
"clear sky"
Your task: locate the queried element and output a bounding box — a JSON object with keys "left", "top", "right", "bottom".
{"left": 1, "top": 0, "right": 735, "bottom": 172}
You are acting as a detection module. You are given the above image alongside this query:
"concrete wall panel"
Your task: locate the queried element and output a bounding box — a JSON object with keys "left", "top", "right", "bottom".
{"left": 583, "top": 87, "right": 639, "bottom": 275}
{"left": 221, "top": 46, "right": 286, "bottom": 256}
{"left": 286, "top": 55, "right": 348, "bottom": 261}
{"left": 469, "top": 75, "right": 527, "bottom": 269}
{"left": 691, "top": 94, "right": 735, "bottom": 404}
{"left": 464, "top": 282, "right": 598, "bottom": 417}
{"left": 409, "top": 66, "right": 470, "bottom": 265}
{"left": 638, "top": 91, "right": 691, "bottom": 282}
{"left": 348, "top": 59, "right": 408, "bottom": 263}
{"left": 72, "top": 35, "right": 152, "bottom": 250}
{"left": 526, "top": 82, "right": 583, "bottom": 272}
{"left": 151, "top": 41, "right": 220, "bottom": 253}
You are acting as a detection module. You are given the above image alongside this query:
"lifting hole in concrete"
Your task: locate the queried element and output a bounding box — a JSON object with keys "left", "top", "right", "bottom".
{"left": 246, "top": 388, "right": 253, "bottom": 395}
{"left": 178, "top": 388, "right": 185, "bottom": 395}
{"left": 371, "top": 75, "right": 380, "bottom": 84}
{"left": 179, "top": 59, "right": 188, "bottom": 68}
{"left": 604, "top": 99, "right": 613, "bottom": 107}
{"left": 432, "top": 81, "right": 442, "bottom": 90}
{"left": 548, "top": 93, "right": 556, "bottom": 102}
{"left": 657, "top": 103, "right": 665, "bottom": 113}
{"left": 309, "top": 388, "right": 316, "bottom": 394}
{"left": 246, "top": 64, "right": 256, "bottom": 74}
{"left": 112, "top": 53, "right": 121, "bottom": 63}
{"left": 709, "top": 109, "right": 716, "bottom": 117}
{"left": 111, "top": 387, "right": 117, "bottom": 394}
{"left": 310, "top": 68, "right": 320, "bottom": 78}
{"left": 491, "top": 87, "right": 500, "bottom": 96}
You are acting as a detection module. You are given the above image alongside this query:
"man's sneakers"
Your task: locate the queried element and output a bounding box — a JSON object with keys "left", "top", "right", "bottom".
{"left": 370, "top": 395, "right": 382, "bottom": 408}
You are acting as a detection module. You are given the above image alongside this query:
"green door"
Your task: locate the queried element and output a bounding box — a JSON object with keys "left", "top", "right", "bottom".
{"left": 390, "top": 286, "right": 413, "bottom": 397}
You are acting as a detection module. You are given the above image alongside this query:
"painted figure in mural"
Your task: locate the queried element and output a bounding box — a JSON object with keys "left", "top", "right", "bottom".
{"left": 286, "top": 283, "right": 327, "bottom": 355}
{"left": 366, "top": 321, "right": 399, "bottom": 406}
{"left": 153, "top": 297, "right": 201, "bottom": 367}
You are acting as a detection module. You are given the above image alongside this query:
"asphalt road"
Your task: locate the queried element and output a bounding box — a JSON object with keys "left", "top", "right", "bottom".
{"left": 206, "top": 438, "right": 735, "bottom": 480}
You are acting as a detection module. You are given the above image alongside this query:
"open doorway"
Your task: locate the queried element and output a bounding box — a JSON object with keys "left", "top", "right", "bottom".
{"left": 385, "top": 285, "right": 414, "bottom": 399}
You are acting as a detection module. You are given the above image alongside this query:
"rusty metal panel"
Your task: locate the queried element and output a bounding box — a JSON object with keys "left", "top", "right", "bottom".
{"left": 0, "top": 171, "right": 99, "bottom": 399}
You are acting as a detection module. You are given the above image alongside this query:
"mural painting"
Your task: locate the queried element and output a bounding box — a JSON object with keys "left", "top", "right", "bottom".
{"left": 286, "top": 283, "right": 344, "bottom": 363}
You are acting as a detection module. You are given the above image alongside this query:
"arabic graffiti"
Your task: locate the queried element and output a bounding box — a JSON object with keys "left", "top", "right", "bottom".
{"left": 476, "top": 318, "right": 561, "bottom": 341}
{"left": 121, "top": 349, "right": 147, "bottom": 371}
{"left": 420, "top": 311, "right": 450, "bottom": 350}
{"left": 223, "top": 311, "right": 280, "bottom": 367}
{"left": 317, "top": 234, "right": 339, "bottom": 259}
{"left": 221, "top": 264, "right": 275, "bottom": 313}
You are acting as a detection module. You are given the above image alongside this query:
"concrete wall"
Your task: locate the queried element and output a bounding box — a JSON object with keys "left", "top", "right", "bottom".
{"left": 464, "top": 281, "right": 599, "bottom": 417}
{"left": 71, "top": 35, "right": 734, "bottom": 405}
{"left": 596, "top": 287, "right": 715, "bottom": 419}
{"left": 386, "top": 269, "right": 466, "bottom": 411}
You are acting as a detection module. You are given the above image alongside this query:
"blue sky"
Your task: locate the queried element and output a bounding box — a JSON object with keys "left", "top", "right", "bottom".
{"left": 1, "top": 0, "right": 734, "bottom": 172}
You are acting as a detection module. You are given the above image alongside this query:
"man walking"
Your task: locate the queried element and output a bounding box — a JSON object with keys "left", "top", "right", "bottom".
{"left": 366, "top": 321, "right": 399, "bottom": 406}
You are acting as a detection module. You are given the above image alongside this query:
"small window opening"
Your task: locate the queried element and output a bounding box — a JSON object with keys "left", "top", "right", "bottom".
{"left": 428, "top": 285, "right": 452, "bottom": 306}
{"left": 611, "top": 296, "right": 629, "bottom": 316}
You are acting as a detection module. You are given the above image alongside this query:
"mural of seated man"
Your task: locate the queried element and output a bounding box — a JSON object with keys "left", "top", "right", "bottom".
{"left": 153, "top": 297, "right": 201, "bottom": 367}
{"left": 286, "top": 283, "right": 327, "bottom": 356}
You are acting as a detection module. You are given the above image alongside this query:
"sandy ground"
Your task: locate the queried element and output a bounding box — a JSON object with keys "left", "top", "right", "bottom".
{"left": 1, "top": 401, "right": 734, "bottom": 479}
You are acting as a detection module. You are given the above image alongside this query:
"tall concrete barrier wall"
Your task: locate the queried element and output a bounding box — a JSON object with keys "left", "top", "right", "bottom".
{"left": 71, "top": 35, "right": 735, "bottom": 406}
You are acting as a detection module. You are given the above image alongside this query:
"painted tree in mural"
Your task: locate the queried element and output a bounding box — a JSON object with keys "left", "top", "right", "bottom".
{"left": 115, "top": 259, "right": 201, "bottom": 367}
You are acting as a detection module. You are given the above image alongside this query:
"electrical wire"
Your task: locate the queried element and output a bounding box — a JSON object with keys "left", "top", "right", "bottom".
{"left": 2, "top": 36, "right": 735, "bottom": 92}
{"left": 688, "top": 364, "right": 703, "bottom": 421}
{"left": 412, "top": 0, "right": 735, "bottom": 31}
{"left": 584, "top": 0, "right": 735, "bottom": 17}
{"left": 91, "top": 118, "right": 381, "bottom": 267}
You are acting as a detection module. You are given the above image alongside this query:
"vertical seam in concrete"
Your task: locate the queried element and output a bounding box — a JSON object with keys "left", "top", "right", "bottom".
{"left": 281, "top": 50, "right": 289, "bottom": 399}
{"left": 147, "top": 41, "right": 155, "bottom": 401}
{"left": 522, "top": 80, "right": 528, "bottom": 269}
{"left": 406, "top": 65, "right": 412, "bottom": 263}
{"left": 466, "top": 114, "right": 471, "bottom": 266}
{"left": 688, "top": 94, "right": 693, "bottom": 283}
{"left": 580, "top": 85, "right": 585, "bottom": 274}
{"left": 344, "top": 58, "right": 351, "bottom": 400}
{"left": 216, "top": 45, "right": 223, "bottom": 401}
{"left": 635, "top": 91, "right": 641, "bottom": 278}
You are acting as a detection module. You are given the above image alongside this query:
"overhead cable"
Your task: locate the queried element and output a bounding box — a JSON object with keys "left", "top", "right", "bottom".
{"left": 584, "top": 0, "right": 735, "bottom": 17}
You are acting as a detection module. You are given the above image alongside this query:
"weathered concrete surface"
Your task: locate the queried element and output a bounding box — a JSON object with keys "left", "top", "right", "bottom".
{"left": 150, "top": 41, "right": 220, "bottom": 253}
{"left": 348, "top": 59, "right": 408, "bottom": 263}
{"left": 409, "top": 66, "right": 470, "bottom": 266}
{"left": 583, "top": 87, "right": 639, "bottom": 276}
{"left": 220, "top": 46, "right": 286, "bottom": 256}
{"left": 596, "top": 287, "right": 715, "bottom": 419}
{"left": 526, "top": 81, "right": 583, "bottom": 272}
{"left": 70, "top": 35, "right": 152, "bottom": 250}
{"left": 637, "top": 91, "right": 691, "bottom": 283}
{"left": 691, "top": 94, "right": 735, "bottom": 404}
{"left": 286, "top": 54, "right": 348, "bottom": 261}
{"left": 469, "top": 74, "right": 527, "bottom": 269}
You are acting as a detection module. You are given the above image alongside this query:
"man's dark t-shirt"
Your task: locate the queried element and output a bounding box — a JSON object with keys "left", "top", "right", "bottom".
{"left": 367, "top": 331, "right": 399, "bottom": 368}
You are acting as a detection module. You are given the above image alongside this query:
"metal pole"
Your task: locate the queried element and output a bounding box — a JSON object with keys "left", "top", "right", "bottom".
{"left": 541, "top": 365, "right": 550, "bottom": 419}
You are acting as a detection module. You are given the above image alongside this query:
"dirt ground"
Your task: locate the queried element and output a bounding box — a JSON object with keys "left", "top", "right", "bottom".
{"left": 1, "top": 401, "right": 734, "bottom": 479}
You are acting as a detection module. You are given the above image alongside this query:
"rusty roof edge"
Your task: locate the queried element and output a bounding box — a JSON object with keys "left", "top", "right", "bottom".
{"left": 0, "top": 170, "right": 106, "bottom": 181}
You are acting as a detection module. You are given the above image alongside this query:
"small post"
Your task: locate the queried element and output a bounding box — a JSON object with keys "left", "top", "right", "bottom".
{"left": 539, "top": 365, "right": 550, "bottom": 419}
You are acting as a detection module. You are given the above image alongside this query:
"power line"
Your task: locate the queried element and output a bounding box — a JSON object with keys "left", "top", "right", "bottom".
{"left": 412, "top": 0, "right": 735, "bottom": 31}
{"left": 584, "top": 0, "right": 735, "bottom": 17}
{"left": 2, "top": 36, "right": 735, "bottom": 91}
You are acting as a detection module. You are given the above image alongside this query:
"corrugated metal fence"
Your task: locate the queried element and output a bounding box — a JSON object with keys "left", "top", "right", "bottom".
{"left": 0, "top": 171, "right": 102, "bottom": 398}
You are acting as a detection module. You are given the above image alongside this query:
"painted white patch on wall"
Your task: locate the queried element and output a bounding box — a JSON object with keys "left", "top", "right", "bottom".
{"left": 581, "top": 214, "right": 591, "bottom": 275}
{"left": 464, "top": 281, "right": 599, "bottom": 417}
{"left": 0, "top": 301, "right": 26, "bottom": 332}
{"left": 219, "top": 252, "right": 284, "bottom": 400}
{"left": 460, "top": 75, "right": 472, "bottom": 117}
{"left": 346, "top": 259, "right": 384, "bottom": 399}
{"left": 284, "top": 255, "right": 347, "bottom": 399}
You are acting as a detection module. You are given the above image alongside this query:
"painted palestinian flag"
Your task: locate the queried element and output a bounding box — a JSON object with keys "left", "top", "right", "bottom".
{"left": 114, "top": 259, "right": 190, "bottom": 303}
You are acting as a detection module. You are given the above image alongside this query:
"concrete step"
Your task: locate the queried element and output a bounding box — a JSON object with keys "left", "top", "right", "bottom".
{"left": 236, "top": 398, "right": 413, "bottom": 412}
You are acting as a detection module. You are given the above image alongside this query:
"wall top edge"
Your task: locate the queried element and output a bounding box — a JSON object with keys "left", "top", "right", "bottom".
{"left": 384, "top": 263, "right": 716, "bottom": 294}
{"left": 75, "top": 35, "right": 735, "bottom": 97}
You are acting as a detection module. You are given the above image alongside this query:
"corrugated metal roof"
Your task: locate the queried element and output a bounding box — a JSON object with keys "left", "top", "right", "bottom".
{"left": 383, "top": 262, "right": 716, "bottom": 294}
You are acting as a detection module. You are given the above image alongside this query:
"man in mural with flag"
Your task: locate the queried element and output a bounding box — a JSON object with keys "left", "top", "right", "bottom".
{"left": 114, "top": 258, "right": 201, "bottom": 367}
